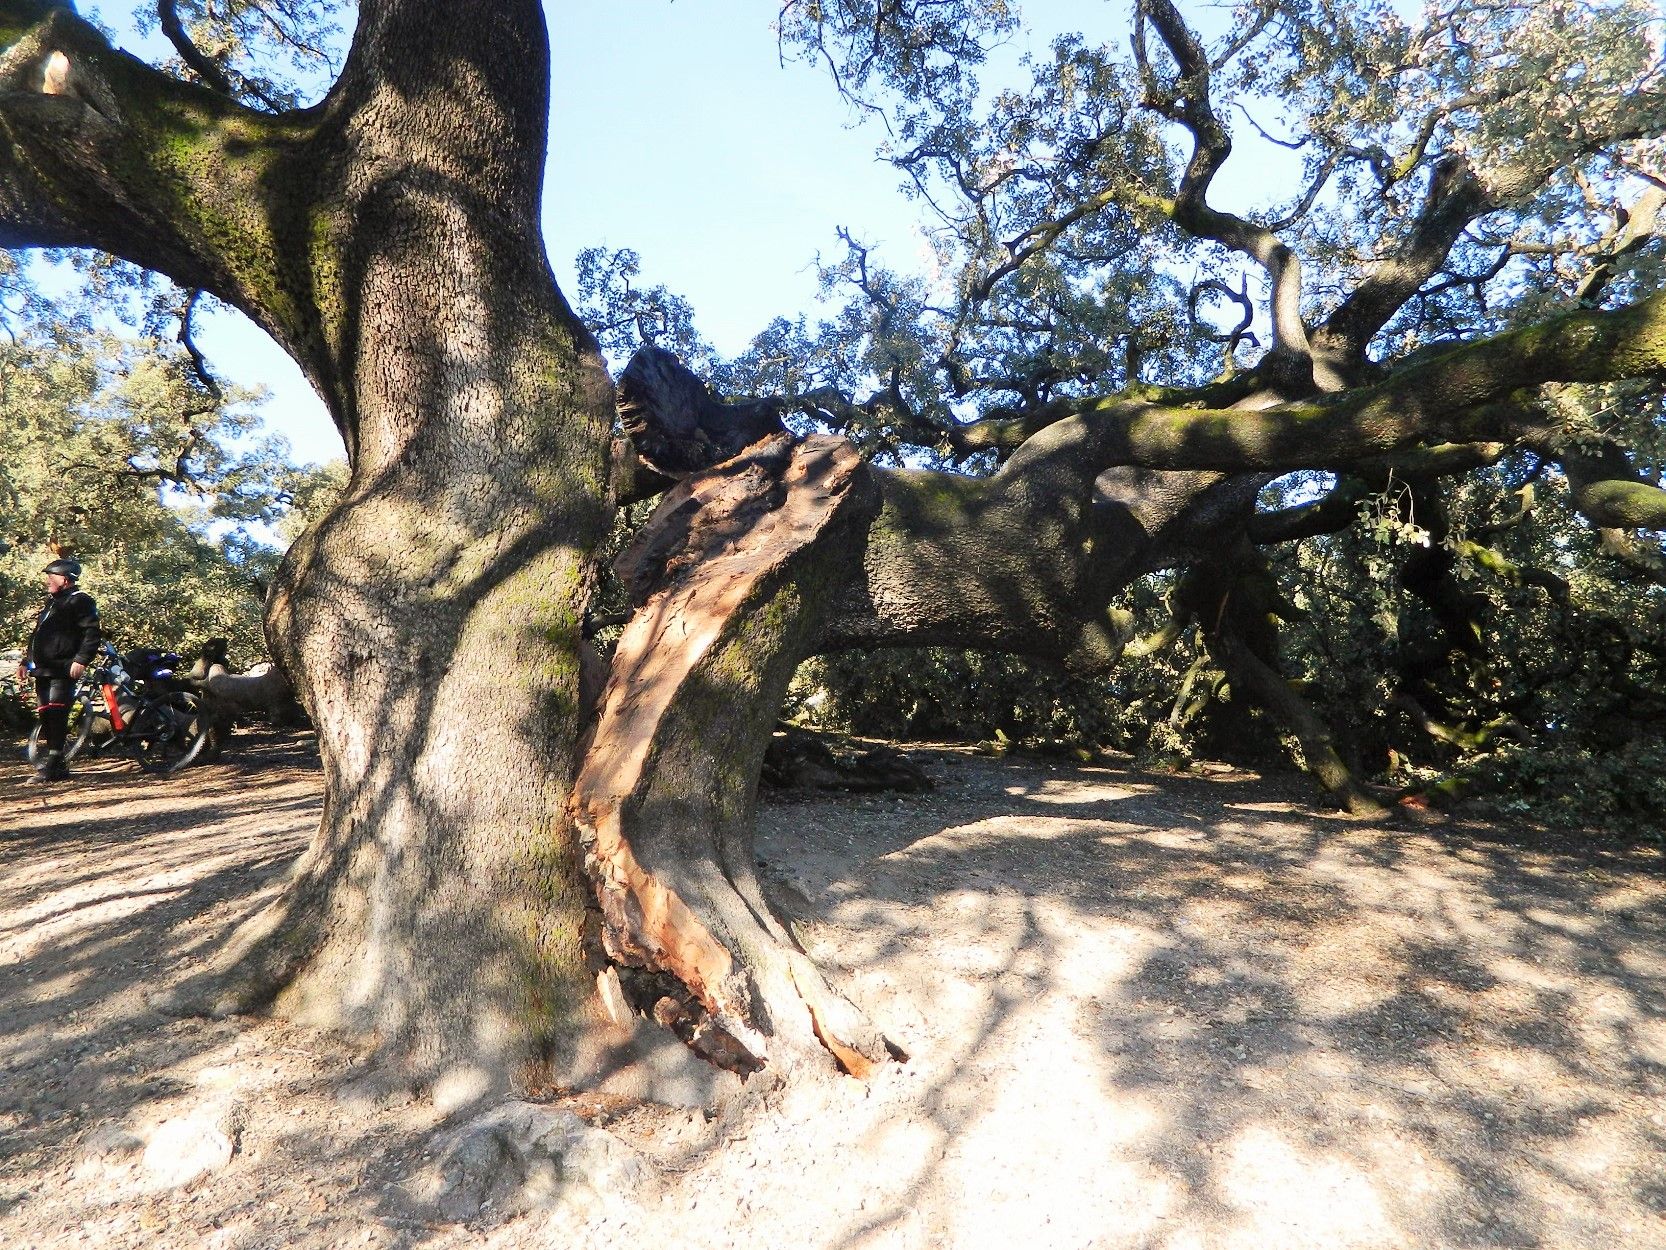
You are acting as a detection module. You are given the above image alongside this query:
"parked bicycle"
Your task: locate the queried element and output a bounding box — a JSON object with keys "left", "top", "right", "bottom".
{"left": 24, "top": 642, "right": 212, "bottom": 775}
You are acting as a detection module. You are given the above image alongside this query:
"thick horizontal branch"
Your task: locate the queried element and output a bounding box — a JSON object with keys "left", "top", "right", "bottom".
{"left": 1248, "top": 443, "right": 1509, "bottom": 545}
{"left": 0, "top": 5, "right": 314, "bottom": 347}
{"left": 1247, "top": 479, "right": 1368, "bottom": 544}
{"left": 1021, "top": 290, "right": 1666, "bottom": 477}
{"left": 947, "top": 400, "right": 1075, "bottom": 453}
{"left": 1559, "top": 445, "right": 1666, "bottom": 531}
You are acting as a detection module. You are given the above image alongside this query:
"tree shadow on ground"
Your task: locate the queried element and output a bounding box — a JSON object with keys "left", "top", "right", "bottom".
{"left": 1, "top": 738, "right": 1662, "bottom": 1248}
{"left": 755, "top": 749, "right": 1666, "bottom": 1249}
{"left": 0, "top": 732, "right": 445, "bottom": 1248}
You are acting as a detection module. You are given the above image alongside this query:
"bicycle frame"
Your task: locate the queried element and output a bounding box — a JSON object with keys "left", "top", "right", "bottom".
{"left": 25, "top": 642, "right": 210, "bottom": 774}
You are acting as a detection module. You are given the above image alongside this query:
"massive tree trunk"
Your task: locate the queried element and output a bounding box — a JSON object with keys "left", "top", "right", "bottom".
{"left": 7, "top": 0, "right": 1666, "bottom": 1106}
{"left": 0, "top": 1, "right": 907, "bottom": 1101}
{"left": 0, "top": 0, "right": 641, "bottom": 1099}
{"left": 235, "top": 4, "right": 614, "bottom": 1095}
{"left": 177, "top": 0, "right": 630, "bottom": 1099}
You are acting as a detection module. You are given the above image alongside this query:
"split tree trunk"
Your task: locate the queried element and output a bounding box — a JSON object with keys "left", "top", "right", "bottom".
{"left": 571, "top": 432, "right": 893, "bottom": 1078}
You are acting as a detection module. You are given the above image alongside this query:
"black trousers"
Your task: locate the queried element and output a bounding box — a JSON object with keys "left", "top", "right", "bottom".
{"left": 34, "top": 672, "right": 74, "bottom": 755}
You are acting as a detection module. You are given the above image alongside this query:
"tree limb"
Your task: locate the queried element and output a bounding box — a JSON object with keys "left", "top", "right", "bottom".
{"left": 0, "top": 6, "right": 305, "bottom": 351}
{"left": 1134, "top": 0, "right": 1315, "bottom": 377}
{"left": 1033, "top": 289, "right": 1666, "bottom": 478}
{"left": 157, "top": 0, "right": 235, "bottom": 96}
{"left": 1318, "top": 155, "right": 1499, "bottom": 360}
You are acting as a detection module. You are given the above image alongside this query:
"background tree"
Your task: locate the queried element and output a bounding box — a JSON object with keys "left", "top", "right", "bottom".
{"left": 3, "top": 0, "right": 1664, "bottom": 1106}
{"left": 0, "top": 292, "right": 305, "bottom": 667}
{"left": 740, "top": 0, "right": 1666, "bottom": 819}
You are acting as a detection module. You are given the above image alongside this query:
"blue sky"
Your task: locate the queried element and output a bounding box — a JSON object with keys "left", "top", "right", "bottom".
{"left": 178, "top": 2, "right": 1138, "bottom": 466}
{"left": 72, "top": 1, "right": 1277, "bottom": 467}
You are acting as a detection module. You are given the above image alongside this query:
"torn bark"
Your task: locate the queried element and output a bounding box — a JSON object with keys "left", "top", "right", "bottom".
{"left": 570, "top": 432, "right": 892, "bottom": 1078}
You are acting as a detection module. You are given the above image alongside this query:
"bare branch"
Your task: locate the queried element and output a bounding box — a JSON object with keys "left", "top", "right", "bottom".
{"left": 1135, "top": 0, "right": 1316, "bottom": 376}
{"left": 1575, "top": 186, "right": 1666, "bottom": 308}
{"left": 177, "top": 287, "right": 223, "bottom": 402}
{"left": 157, "top": 0, "right": 235, "bottom": 96}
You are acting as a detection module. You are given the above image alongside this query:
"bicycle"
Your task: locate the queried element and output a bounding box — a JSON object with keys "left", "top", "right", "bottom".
{"left": 24, "top": 642, "right": 212, "bottom": 775}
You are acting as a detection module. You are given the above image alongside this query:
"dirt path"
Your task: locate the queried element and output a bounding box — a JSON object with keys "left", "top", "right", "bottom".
{"left": 1, "top": 733, "right": 1663, "bottom": 1249}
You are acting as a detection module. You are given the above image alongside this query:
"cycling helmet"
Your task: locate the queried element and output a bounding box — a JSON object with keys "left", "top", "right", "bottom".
{"left": 42, "top": 557, "right": 82, "bottom": 580}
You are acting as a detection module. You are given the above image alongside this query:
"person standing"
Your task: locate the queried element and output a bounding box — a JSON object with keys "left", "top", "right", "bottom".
{"left": 16, "top": 557, "right": 101, "bottom": 783}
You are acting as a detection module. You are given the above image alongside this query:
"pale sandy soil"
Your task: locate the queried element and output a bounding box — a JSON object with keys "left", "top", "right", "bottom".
{"left": 1, "top": 731, "right": 1663, "bottom": 1250}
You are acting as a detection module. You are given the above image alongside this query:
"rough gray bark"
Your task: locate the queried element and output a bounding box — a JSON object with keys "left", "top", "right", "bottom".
{"left": 207, "top": 0, "right": 620, "bottom": 1098}
{"left": 0, "top": 0, "right": 624, "bottom": 1098}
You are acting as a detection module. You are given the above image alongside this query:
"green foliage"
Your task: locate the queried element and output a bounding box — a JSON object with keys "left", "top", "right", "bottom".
{"left": 1453, "top": 734, "right": 1666, "bottom": 835}
{"left": 573, "top": 248, "right": 722, "bottom": 379}
{"left": 1264, "top": 453, "right": 1666, "bottom": 826}
{"left": 0, "top": 317, "right": 313, "bottom": 669}
{"left": 272, "top": 457, "right": 346, "bottom": 546}
{"left": 788, "top": 646, "right": 1124, "bottom": 744}
{"left": 132, "top": 0, "right": 342, "bottom": 110}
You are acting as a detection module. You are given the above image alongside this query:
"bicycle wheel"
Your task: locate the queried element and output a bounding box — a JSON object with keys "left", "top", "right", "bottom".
{"left": 26, "top": 691, "right": 100, "bottom": 764}
{"left": 131, "top": 692, "right": 212, "bottom": 775}
{"left": 75, "top": 701, "right": 118, "bottom": 758}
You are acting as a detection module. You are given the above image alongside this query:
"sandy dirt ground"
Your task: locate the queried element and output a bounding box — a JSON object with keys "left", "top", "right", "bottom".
{"left": 1, "top": 731, "right": 1663, "bottom": 1250}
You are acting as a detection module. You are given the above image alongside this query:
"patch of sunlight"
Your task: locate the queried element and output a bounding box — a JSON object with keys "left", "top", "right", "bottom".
{"left": 1000, "top": 777, "right": 1157, "bottom": 805}
{"left": 1214, "top": 1124, "right": 1398, "bottom": 1248}
{"left": 889, "top": 815, "right": 1099, "bottom": 854}
{"left": 855, "top": 1113, "right": 940, "bottom": 1187}
{"left": 1559, "top": 1120, "right": 1639, "bottom": 1180}
{"left": 1486, "top": 954, "right": 1574, "bottom": 994}
{"left": 18, "top": 968, "right": 86, "bottom": 1005}
{"left": 931, "top": 924, "right": 1025, "bottom": 976}
{"left": 1143, "top": 828, "right": 1210, "bottom": 850}
{"left": 1521, "top": 907, "right": 1598, "bottom": 935}
{"left": 1475, "top": 1044, "right": 1576, "bottom": 1091}
{"left": 1630, "top": 1016, "right": 1666, "bottom": 1065}
{"left": 1616, "top": 947, "right": 1666, "bottom": 978}
{"left": 1285, "top": 931, "right": 1398, "bottom": 1018}
{"left": 0, "top": 885, "right": 188, "bottom": 963}
{"left": 1593, "top": 883, "right": 1663, "bottom": 913}
{"left": 1354, "top": 1128, "right": 1457, "bottom": 1204}
{"left": 936, "top": 1012, "right": 1178, "bottom": 1249}
{"left": 1219, "top": 801, "right": 1302, "bottom": 815}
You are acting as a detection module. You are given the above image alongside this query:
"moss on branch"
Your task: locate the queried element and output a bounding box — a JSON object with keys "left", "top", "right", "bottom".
{"left": 1020, "top": 290, "right": 1666, "bottom": 476}
{"left": 1, "top": 6, "right": 332, "bottom": 361}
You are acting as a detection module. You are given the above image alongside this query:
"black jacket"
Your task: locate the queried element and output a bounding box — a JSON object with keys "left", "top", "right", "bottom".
{"left": 26, "top": 588, "right": 102, "bottom": 672}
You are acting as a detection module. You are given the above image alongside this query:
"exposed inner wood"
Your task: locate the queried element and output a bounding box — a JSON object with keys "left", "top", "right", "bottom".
{"left": 570, "top": 432, "right": 891, "bottom": 1076}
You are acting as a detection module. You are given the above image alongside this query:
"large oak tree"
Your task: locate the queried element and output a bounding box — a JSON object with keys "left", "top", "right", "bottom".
{"left": 3, "top": 0, "right": 1663, "bottom": 1101}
